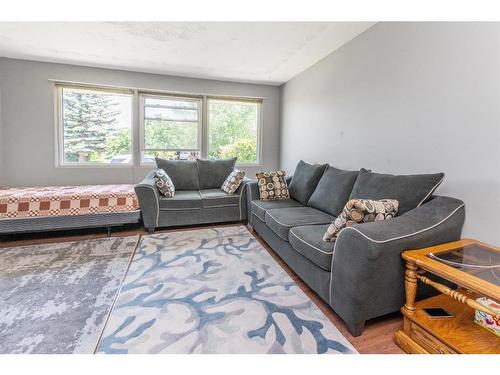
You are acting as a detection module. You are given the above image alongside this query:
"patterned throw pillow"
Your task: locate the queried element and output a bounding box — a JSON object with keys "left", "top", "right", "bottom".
{"left": 154, "top": 170, "right": 175, "bottom": 198}
{"left": 323, "top": 199, "right": 399, "bottom": 242}
{"left": 221, "top": 169, "right": 246, "bottom": 194}
{"left": 256, "top": 170, "right": 290, "bottom": 201}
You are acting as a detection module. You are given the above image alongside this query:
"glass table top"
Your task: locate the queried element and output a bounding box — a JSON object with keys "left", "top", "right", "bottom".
{"left": 428, "top": 244, "right": 500, "bottom": 286}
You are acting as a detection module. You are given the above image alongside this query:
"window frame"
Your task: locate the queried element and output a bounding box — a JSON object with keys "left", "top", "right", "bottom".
{"left": 54, "top": 81, "right": 264, "bottom": 168}
{"left": 139, "top": 93, "right": 203, "bottom": 166}
{"left": 55, "top": 84, "right": 135, "bottom": 168}
{"left": 206, "top": 96, "right": 263, "bottom": 166}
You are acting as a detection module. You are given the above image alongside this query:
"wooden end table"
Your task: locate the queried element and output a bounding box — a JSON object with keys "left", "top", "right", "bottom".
{"left": 394, "top": 239, "right": 500, "bottom": 354}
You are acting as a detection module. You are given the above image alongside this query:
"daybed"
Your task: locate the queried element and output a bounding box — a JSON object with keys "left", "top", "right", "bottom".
{"left": 0, "top": 184, "right": 141, "bottom": 235}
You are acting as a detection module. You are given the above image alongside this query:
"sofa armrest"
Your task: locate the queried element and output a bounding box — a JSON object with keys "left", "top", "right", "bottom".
{"left": 246, "top": 180, "right": 259, "bottom": 226}
{"left": 246, "top": 180, "right": 260, "bottom": 202}
{"left": 329, "top": 196, "right": 465, "bottom": 328}
{"left": 134, "top": 169, "right": 161, "bottom": 230}
{"left": 236, "top": 177, "right": 253, "bottom": 221}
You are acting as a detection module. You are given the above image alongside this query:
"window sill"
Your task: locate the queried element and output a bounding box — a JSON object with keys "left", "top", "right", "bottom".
{"left": 235, "top": 164, "right": 263, "bottom": 168}
{"left": 56, "top": 163, "right": 134, "bottom": 168}
{"left": 139, "top": 162, "right": 263, "bottom": 168}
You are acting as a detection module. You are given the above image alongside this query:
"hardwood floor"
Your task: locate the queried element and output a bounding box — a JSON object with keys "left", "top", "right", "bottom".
{"left": 0, "top": 222, "right": 404, "bottom": 354}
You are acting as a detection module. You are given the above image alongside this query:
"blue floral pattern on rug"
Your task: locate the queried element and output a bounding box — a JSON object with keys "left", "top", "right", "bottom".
{"left": 97, "top": 226, "right": 357, "bottom": 354}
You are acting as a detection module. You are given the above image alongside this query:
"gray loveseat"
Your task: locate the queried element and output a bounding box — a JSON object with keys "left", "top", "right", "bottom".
{"left": 135, "top": 157, "right": 251, "bottom": 233}
{"left": 247, "top": 162, "right": 465, "bottom": 336}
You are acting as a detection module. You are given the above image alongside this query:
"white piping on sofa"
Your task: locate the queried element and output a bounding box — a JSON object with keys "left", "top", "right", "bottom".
{"left": 416, "top": 175, "right": 445, "bottom": 208}
{"left": 239, "top": 188, "right": 244, "bottom": 221}
{"left": 265, "top": 211, "right": 332, "bottom": 228}
{"left": 136, "top": 184, "right": 160, "bottom": 227}
{"left": 289, "top": 229, "right": 333, "bottom": 255}
{"left": 159, "top": 207, "right": 200, "bottom": 211}
{"left": 328, "top": 202, "right": 465, "bottom": 305}
{"left": 250, "top": 200, "right": 266, "bottom": 210}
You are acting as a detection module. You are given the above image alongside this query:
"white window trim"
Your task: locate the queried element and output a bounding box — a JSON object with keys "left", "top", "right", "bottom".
{"left": 54, "top": 81, "right": 264, "bottom": 168}
{"left": 140, "top": 94, "right": 263, "bottom": 167}
{"left": 206, "top": 97, "right": 263, "bottom": 166}
{"left": 139, "top": 93, "right": 203, "bottom": 166}
{"left": 55, "top": 84, "right": 135, "bottom": 168}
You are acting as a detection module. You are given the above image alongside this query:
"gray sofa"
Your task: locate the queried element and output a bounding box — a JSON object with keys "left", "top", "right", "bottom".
{"left": 135, "top": 158, "right": 251, "bottom": 233}
{"left": 247, "top": 163, "right": 465, "bottom": 336}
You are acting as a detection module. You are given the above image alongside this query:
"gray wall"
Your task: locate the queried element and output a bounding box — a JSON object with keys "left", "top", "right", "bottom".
{"left": 280, "top": 22, "right": 500, "bottom": 245}
{"left": 0, "top": 88, "right": 3, "bottom": 183}
{"left": 0, "top": 58, "right": 280, "bottom": 186}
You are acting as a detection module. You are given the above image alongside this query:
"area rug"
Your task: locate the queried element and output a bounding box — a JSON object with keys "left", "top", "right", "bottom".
{"left": 97, "top": 226, "right": 357, "bottom": 354}
{"left": 0, "top": 235, "right": 139, "bottom": 354}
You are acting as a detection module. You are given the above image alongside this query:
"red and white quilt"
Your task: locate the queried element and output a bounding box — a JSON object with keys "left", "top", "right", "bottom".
{"left": 0, "top": 185, "right": 139, "bottom": 219}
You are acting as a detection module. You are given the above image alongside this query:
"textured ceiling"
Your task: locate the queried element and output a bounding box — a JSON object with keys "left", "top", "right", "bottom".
{"left": 0, "top": 22, "right": 374, "bottom": 85}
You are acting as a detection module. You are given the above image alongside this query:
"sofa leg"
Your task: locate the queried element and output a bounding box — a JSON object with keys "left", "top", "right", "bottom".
{"left": 346, "top": 320, "right": 366, "bottom": 337}
{"left": 147, "top": 228, "right": 155, "bottom": 234}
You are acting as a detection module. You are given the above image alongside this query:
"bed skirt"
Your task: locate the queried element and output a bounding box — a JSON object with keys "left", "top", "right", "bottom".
{"left": 0, "top": 210, "right": 141, "bottom": 235}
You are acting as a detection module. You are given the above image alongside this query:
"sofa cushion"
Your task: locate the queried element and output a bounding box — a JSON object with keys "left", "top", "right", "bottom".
{"left": 256, "top": 170, "right": 290, "bottom": 200}
{"left": 264, "top": 207, "right": 334, "bottom": 241}
{"left": 349, "top": 168, "right": 444, "bottom": 215}
{"left": 323, "top": 199, "right": 399, "bottom": 242}
{"left": 197, "top": 158, "right": 237, "bottom": 189}
{"left": 199, "top": 189, "right": 240, "bottom": 208}
{"left": 289, "top": 225, "right": 335, "bottom": 271}
{"left": 221, "top": 169, "right": 245, "bottom": 194}
{"left": 153, "top": 170, "right": 175, "bottom": 198}
{"left": 155, "top": 158, "right": 200, "bottom": 190}
{"left": 308, "top": 166, "right": 359, "bottom": 216}
{"left": 159, "top": 191, "right": 201, "bottom": 210}
{"left": 288, "top": 160, "right": 328, "bottom": 205}
{"left": 250, "top": 199, "right": 303, "bottom": 222}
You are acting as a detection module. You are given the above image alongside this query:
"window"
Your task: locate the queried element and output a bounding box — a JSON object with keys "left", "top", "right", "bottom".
{"left": 141, "top": 94, "right": 202, "bottom": 163}
{"left": 57, "top": 86, "right": 133, "bottom": 165}
{"left": 55, "top": 83, "right": 264, "bottom": 167}
{"left": 208, "top": 98, "right": 261, "bottom": 164}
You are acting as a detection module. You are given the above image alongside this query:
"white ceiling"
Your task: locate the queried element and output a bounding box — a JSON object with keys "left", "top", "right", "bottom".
{"left": 0, "top": 22, "right": 374, "bottom": 85}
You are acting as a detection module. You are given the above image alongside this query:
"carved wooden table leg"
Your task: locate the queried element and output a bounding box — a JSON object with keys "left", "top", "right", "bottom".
{"left": 403, "top": 260, "right": 418, "bottom": 315}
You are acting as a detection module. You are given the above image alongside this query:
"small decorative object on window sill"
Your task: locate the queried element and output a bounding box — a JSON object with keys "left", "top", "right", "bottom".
{"left": 256, "top": 170, "right": 289, "bottom": 201}
{"left": 474, "top": 297, "right": 500, "bottom": 337}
